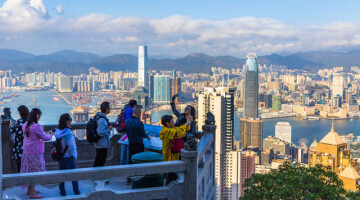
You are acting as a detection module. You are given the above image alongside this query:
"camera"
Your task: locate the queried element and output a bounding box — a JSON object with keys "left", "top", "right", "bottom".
{"left": 138, "top": 105, "right": 143, "bottom": 109}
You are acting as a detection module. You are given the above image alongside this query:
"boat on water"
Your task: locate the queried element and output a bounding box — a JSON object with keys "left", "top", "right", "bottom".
{"left": 53, "top": 97, "right": 61, "bottom": 101}
{"left": 303, "top": 116, "right": 321, "bottom": 120}
{"left": 33, "top": 97, "right": 36, "bottom": 103}
{"left": 0, "top": 102, "right": 5, "bottom": 104}
{"left": 4, "top": 99, "right": 13, "bottom": 102}
{"left": 34, "top": 105, "right": 40, "bottom": 108}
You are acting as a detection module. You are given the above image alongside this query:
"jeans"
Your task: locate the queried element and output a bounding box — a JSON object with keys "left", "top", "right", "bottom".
{"left": 129, "top": 142, "right": 144, "bottom": 164}
{"left": 58, "top": 157, "right": 81, "bottom": 196}
{"left": 120, "top": 144, "right": 129, "bottom": 165}
{"left": 94, "top": 148, "right": 108, "bottom": 167}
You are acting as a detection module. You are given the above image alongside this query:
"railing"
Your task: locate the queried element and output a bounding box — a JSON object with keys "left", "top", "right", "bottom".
{"left": 0, "top": 118, "right": 216, "bottom": 200}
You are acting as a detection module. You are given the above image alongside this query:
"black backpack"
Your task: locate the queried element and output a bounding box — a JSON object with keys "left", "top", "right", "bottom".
{"left": 86, "top": 114, "right": 109, "bottom": 143}
{"left": 51, "top": 138, "right": 68, "bottom": 161}
{"left": 115, "top": 108, "right": 129, "bottom": 133}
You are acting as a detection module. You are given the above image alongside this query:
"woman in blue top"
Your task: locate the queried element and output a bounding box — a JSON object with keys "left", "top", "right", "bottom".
{"left": 54, "top": 113, "right": 81, "bottom": 196}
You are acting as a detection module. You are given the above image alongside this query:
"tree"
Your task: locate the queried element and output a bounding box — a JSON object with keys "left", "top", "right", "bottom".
{"left": 240, "top": 162, "right": 346, "bottom": 200}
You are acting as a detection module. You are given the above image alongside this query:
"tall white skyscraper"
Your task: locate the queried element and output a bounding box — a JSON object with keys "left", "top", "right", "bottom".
{"left": 275, "top": 122, "right": 292, "bottom": 144}
{"left": 198, "top": 87, "right": 240, "bottom": 200}
{"left": 138, "top": 45, "right": 148, "bottom": 89}
{"left": 332, "top": 73, "right": 345, "bottom": 98}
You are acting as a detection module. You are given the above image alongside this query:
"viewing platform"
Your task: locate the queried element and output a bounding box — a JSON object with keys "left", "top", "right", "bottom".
{"left": 0, "top": 118, "right": 216, "bottom": 200}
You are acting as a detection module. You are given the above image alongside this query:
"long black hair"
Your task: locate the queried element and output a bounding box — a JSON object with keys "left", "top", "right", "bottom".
{"left": 18, "top": 105, "right": 29, "bottom": 122}
{"left": 177, "top": 105, "right": 196, "bottom": 126}
{"left": 186, "top": 105, "right": 196, "bottom": 120}
{"left": 58, "top": 113, "right": 72, "bottom": 130}
{"left": 25, "top": 108, "right": 42, "bottom": 137}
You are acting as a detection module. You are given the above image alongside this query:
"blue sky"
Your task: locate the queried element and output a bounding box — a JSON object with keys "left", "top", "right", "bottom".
{"left": 1, "top": 0, "right": 360, "bottom": 57}
{"left": 43, "top": 0, "right": 359, "bottom": 25}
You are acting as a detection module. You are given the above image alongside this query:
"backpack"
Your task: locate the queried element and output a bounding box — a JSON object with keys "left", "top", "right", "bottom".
{"left": 51, "top": 138, "right": 68, "bottom": 161}
{"left": 171, "top": 131, "right": 184, "bottom": 153}
{"left": 86, "top": 114, "right": 109, "bottom": 143}
{"left": 116, "top": 108, "right": 130, "bottom": 133}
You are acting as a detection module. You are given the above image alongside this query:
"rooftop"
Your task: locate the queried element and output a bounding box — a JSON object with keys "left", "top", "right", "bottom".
{"left": 339, "top": 166, "right": 360, "bottom": 180}
{"left": 319, "top": 122, "right": 345, "bottom": 145}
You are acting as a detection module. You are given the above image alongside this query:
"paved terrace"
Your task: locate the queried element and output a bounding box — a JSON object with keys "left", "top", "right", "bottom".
{"left": 0, "top": 119, "right": 216, "bottom": 200}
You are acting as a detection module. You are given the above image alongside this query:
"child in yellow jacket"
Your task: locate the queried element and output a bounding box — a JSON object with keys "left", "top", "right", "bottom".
{"left": 160, "top": 115, "right": 192, "bottom": 161}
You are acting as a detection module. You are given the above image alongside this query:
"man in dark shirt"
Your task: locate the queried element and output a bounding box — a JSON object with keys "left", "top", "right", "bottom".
{"left": 125, "top": 106, "right": 150, "bottom": 164}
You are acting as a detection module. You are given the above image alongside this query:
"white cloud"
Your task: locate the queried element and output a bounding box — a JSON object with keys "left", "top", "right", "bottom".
{"left": 56, "top": 5, "right": 63, "bottom": 14}
{"left": 0, "top": 0, "right": 360, "bottom": 56}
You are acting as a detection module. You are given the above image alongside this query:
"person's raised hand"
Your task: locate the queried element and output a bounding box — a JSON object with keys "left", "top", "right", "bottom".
{"left": 171, "top": 94, "right": 178, "bottom": 103}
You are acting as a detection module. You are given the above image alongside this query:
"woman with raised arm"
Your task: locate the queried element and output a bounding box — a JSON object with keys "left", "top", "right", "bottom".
{"left": 21, "top": 108, "right": 53, "bottom": 199}
{"left": 170, "top": 94, "right": 197, "bottom": 140}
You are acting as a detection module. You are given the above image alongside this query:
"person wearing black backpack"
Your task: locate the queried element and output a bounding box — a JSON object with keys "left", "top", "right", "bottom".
{"left": 118, "top": 99, "right": 137, "bottom": 166}
{"left": 54, "top": 113, "right": 80, "bottom": 196}
{"left": 93, "top": 101, "right": 112, "bottom": 167}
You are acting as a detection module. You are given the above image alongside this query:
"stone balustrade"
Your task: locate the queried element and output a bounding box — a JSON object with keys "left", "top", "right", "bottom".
{"left": 0, "top": 118, "right": 216, "bottom": 200}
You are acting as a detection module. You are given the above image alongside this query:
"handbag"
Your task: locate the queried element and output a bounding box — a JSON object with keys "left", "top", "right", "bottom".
{"left": 171, "top": 131, "right": 184, "bottom": 153}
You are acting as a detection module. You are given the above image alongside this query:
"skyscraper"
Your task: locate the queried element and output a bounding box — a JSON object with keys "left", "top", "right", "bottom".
{"left": 58, "top": 75, "right": 74, "bottom": 92}
{"left": 153, "top": 75, "right": 171, "bottom": 104}
{"left": 275, "top": 122, "right": 292, "bottom": 144}
{"left": 198, "top": 87, "right": 239, "bottom": 200}
{"left": 171, "top": 71, "right": 181, "bottom": 102}
{"left": 243, "top": 53, "right": 259, "bottom": 119}
{"left": 240, "top": 118, "right": 263, "bottom": 149}
{"left": 241, "top": 53, "right": 263, "bottom": 150}
{"left": 332, "top": 73, "right": 345, "bottom": 98}
{"left": 240, "top": 153, "right": 256, "bottom": 196}
{"left": 138, "top": 45, "right": 148, "bottom": 89}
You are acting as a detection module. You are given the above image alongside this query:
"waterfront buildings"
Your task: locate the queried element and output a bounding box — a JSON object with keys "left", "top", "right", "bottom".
{"left": 198, "top": 87, "right": 239, "bottom": 200}
{"left": 58, "top": 75, "right": 74, "bottom": 92}
{"left": 275, "top": 122, "right": 292, "bottom": 144}
{"left": 138, "top": 45, "right": 148, "bottom": 89}
{"left": 132, "top": 86, "right": 149, "bottom": 111}
{"left": 153, "top": 75, "right": 171, "bottom": 104}
{"left": 272, "top": 95, "right": 281, "bottom": 110}
{"left": 263, "top": 136, "right": 290, "bottom": 156}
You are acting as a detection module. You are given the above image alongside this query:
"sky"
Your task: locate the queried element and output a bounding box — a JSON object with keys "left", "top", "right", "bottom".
{"left": 0, "top": 0, "right": 360, "bottom": 57}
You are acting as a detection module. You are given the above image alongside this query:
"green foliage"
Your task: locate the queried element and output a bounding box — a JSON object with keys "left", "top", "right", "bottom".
{"left": 240, "top": 162, "right": 346, "bottom": 200}
{"left": 346, "top": 186, "right": 360, "bottom": 200}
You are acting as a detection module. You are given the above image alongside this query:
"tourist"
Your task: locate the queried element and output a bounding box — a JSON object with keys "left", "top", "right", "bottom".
{"left": 170, "top": 94, "right": 197, "bottom": 140}
{"left": 21, "top": 108, "right": 53, "bottom": 199}
{"left": 125, "top": 106, "right": 150, "bottom": 164}
{"left": 120, "top": 99, "right": 138, "bottom": 166}
{"left": 160, "top": 114, "right": 191, "bottom": 185}
{"left": 54, "top": 113, "right": 81, "bottom": 196}
{"left": 93, "top": 102, "right": 112, "bottom": 167}
{"left": 10, "top": 105, "right": 29, "bottom": 173}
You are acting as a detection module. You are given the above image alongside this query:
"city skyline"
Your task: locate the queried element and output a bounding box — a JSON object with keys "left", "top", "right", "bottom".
{"left": 1, "top": 1, "right": 360, "bottom": 56}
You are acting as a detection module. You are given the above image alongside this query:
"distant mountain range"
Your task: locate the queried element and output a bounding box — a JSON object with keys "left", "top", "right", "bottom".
{"left": 1, "top": 49, "right": 360, "bottom": 75}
